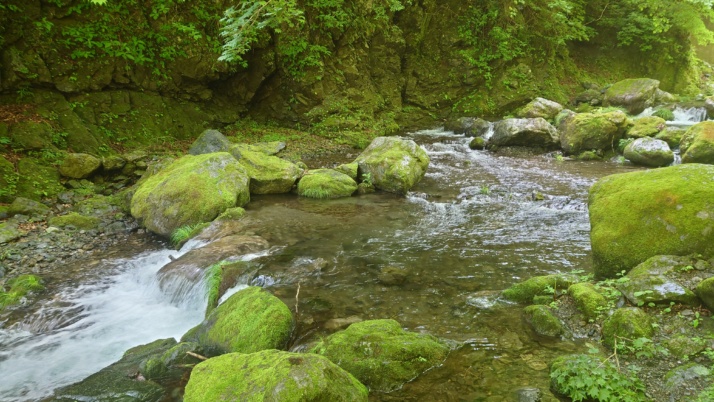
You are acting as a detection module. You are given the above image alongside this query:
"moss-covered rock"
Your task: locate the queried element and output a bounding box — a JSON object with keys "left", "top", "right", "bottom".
{"left": 627, "top": 116, "right": 666, "bottom": 138}
{"left": 681, "top": 121, "right": 714, "bottom": 165}
{"left": 652, "top": 108, "right": 675, "bottom": 121}
{"left": 297, "top": 169, "right": 358, "bottom": 199}
{"left": 336, "top": 162, "right": 359, "bottom": 180}
{"left": 501, "top": 274, "right": 577, "bottom": 304}
{"left": 623, "top": 137, "right": 674, "bottom": 167}
{"left": 232, "top": 141, "right": 286, "bottom": 156}
{"left": 695, "top": 277, "right": 714, "bottom": 311}
{"left": 140, "top": 341, "right": 204, "bottom": 383}
{"left": 0, "top": 274, "right": 44, "bottom": 309}
{"left": 130, "top": 152, "right": 250, "bottom": 237}
{"left": 234, "top": 149, "right": 301, "bottom": 194}
{"left": 58, "top": 153, "right": 101, "bottom": 179}
{"left": 48, "top": 212, "right": 101, "bottom": 230}
{"left": 8, "top": 121, "right": 53, "bottom": 150}
{"left": 52, "top": 338, "right": 175, "bottom": 402}
{"left": 184, "top": 350, "right": 368, "bottom": 402}
{"left": 656, "top": 127, "right": 685, "bottom": 149}
{"left": 487, "top": 118, "right": 559, "bottom": 150}
{"left": 8, "top": 196, "right": 50, "bottom": 217}
{"left": 0, "top": 221, "right": 23, "bottom": 244}
{"left": 516, "top": 97, "right": 564, "bottom": 120}
{"left": 618, "top": 255, "right": 700, "bottom": 306}
{"left": 215, "top": 207, "right": 245, "bottom": 221}
{"left": 310, "top": 319, "right": 450, "bottom": 392}
{"left": 188, "top": 129, "right": 231, "bottom": 155}
{"left": 667, "top": 335, "right": 707, "bottom": 359}
{"left": 15, "top": 157, "right": 64, "bottom": 201}
{"left": 588, "top": 164, "right": 714, "bottom": 278}
{"left": 602, "top": 307, "right": 653, "bottom": 348}
{"left": 182, "top": 286, "right": 293, "bottom": 356}
{"left": 101, "top": 155, "right": 126, "bottom": 172}
{"left": 354, "top": 136, "right": 429, "bottom": 195}
{"left": 664, "top": 363, "right": 710, "bottom": 391}
{"left": 604, "top": 78, "right": 660, "bottom": 114}
{"left": 558, "top": 110, "right": 629, "bottom": 155}
{"left": 203, "top": 261, "right": 255, "bottom": 315}
{"left": 523, "top": 305, "right": 564, "bottom": 337}
{"left": 444, "top": 117, "right": 491, "bottom": 137}
{"left": 567, "top": 282, "right": 609, "bottom": 320}
{"left": 469, "top": 137, "right": 486, "bottom": 150}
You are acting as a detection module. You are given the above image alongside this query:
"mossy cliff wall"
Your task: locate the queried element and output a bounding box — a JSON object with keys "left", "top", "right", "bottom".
{"left": 0, "top": 0, "right": 705, "bottom": 150}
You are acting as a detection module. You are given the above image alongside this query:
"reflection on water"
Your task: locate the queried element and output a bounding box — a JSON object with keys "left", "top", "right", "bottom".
{"left": 0, "top": 130, "right": 640, "bottom": 401}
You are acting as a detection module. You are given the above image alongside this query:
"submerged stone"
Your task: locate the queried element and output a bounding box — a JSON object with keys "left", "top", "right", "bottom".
{"left": 588, "top": 164, "right": 714, "bottom": 278}
{"left": 354, "top": 136, "right": 429, "bottom": 195}
{"left": 310, "top": 319, "right": 450, "bottom": 392}
{"left": 523, "top": 305, "right": 564, "bottom": 337}
{"left": 182, "top": 286, "right": 293, "bottom": 356}
{"left": 184, "top": 350, "right": 368, "bottom": 402}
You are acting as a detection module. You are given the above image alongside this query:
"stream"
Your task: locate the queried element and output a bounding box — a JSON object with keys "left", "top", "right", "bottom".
{"left": 1, "top": 129, "right": 644, "bottom": 401}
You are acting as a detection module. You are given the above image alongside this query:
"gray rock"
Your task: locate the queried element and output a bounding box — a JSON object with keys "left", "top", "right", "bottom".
{"left": 444, "top": 117, "right": 491, "bottom": 137}
{"left": 488, "top": 118, "right": 559, "bottom": 150}
{"left": 623, "top": 137, "right": 674, "bottom": 167}
{"left": 101, "top": 155, "right": 126, "bottom": 171}
{"left": 516, "top": 98, "right": 564, "bottom": 120}
{"left": 59, "top": 153, "right": 101, "bottom": 179}
{"left": 188, "top": 129, "right": 231, "bottom": 155}
{"left": 8, "top": 197, "right": 50, "bottom": 217}
{"left": 664, "top": 363, "right": 710, "bottom": 391}
{"left": 604, "top": 78, "right": 660, "bottom": 114}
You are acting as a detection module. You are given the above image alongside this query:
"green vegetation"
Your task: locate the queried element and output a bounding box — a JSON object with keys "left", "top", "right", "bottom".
{"left": 170, "top": 222, "right": 209, "bottom": 247}
{"left": 0, "top": 274, "right": 45, "bottom": 309}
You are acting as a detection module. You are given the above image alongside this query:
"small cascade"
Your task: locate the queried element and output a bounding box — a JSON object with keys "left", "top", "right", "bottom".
{"left": 482, "top": 122, "right": 495, "bottom": 140}
{"left": 670, "top": 106, "right": 708, "bottom": 125}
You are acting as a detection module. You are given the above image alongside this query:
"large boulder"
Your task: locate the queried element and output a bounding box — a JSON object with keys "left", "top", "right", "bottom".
{"left": 8, "top": 196, "right": 50, "bottom": 217}
{"left": 182, "top": 286, "right": 294, "bottom": 356}
{"left": 588, "top": 164, "right": 714, "bottom": 278}
{"left": 487, "top": 118, "right": 559, "bottom": 150}
{"left": 235, "top": 149, "right": 301, "bottom": 194}
{"left": 623, "top": 137, "right": 674, "bottom": 167}
{"left": 444, "top": 117, "right": 491, "bottom": 137}
{"left": 58, "top": 153, "right": 101, "bottom": 179}
{"left": 188, "top": 129, "right": 232, "bottom": 155}
{"left": 184, "top": 350, "right": 368, "bottom": 402}
{"left": 130, "top": 152, "right": 250, "bottom": 237}
{"left": 354, "top": 136, "right": 429, "bottom": 195}
{"left": 310, "top": 319, "right": 450, "bottom": 392}
{"left": 516, "top": 97, "right": 564, "bottom": 120}
{"left": 626, "top": 116, "right": 666, "bottom": 139}
{"left": 52, "top": 338, "right": 176, "bottom": 402}
{"left": 297, "top": 169, "right": 358, "bottom": 199}
{"left": 680, "top": 121, "right": 714, "bottom": 165}
{"left": 604, "top": 78, "right": 660, "bottom": 114}
{"left": 558, "top": 110, "right": 629, "bottom": 155}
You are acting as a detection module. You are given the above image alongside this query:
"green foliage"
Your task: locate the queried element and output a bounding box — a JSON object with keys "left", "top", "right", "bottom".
{"left": 550, "top": 354, "right": 647, "bottom": 402}
{"left": 0, "top": 274, "right": 45, "bottom": 309}
{"left": 170, "top": 222, "right": 208, "bottom": 247}
{"left": 652, "top": 108, "right": 675, "bottom": 121}
{"left": 300, "top": 187, "right": 331, "bottom": 199}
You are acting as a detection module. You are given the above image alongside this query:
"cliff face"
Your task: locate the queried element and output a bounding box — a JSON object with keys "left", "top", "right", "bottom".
{"left": 0, "top": 0, "right": 703, "bottom": 147}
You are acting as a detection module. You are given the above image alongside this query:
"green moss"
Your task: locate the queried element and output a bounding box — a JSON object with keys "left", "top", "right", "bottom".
{"left": 336, "top": 162, "right": 359, "bottom": 180}
{"left": 353, "top": 137, "right": 430, "bottom": 195}
{"left": 0, "top": 274, "right": 44, "bottom": 309}
{"left": 558, "top": 111, "right": 628, "bottom": 155}
{"left": 184, "top": 350, "right": 368, "bottom": 402}
{"left": 589, "top": 164, "right": 714, "bottom": 278}
{"left": 501, "top": 274, "right": 577, "bottom": 304}
{"left": 182, "top": 286, "right": 294, "bottom": 355}
{"left": 0, "top": 155, "right": 18, "bottom": 203}
{"left": 48, "top": 212, "right": 101, "bottom": 230}
{"left": 652, "top": 108, "right": 675, "bottom": 121}
{"left": 523, "top": 305, "right": 564, "bottom": 337}
{"left": 215, "top": 207, "right": 245, "bottom": 221}
{"left": 604, "top": 78, "right": 659, "bottom": 114}
{"left": 130, "top": 152, "right": 250, "bottom": 237}
{"left": 656, "top": 128, "right": 685, "bottom": 149}
{"left": 170, "top": 222, "right": 209, "bottom": 247}
{"left": 15, "top": 157, "right": 64, "bottom": 201}
{"left": 469, "top": 137, "right": 486, "bottom": 150}
{"left": 627, "top": 116, "right": 666, "bottom": 138}
{"left": 681, "top": 121, "right": 714, "bottom": 164}
{"left": 696, "top": 277, "right": 714, "bottom": 311}
{"left": 666, "top": 335, "right": 706, "bottom": 359}
{"left": 602, "top": 307, "right": 654, "bottom": 348}
{"left": 567, "top": 282, "right": 609, "bottom": 320}
{"left": 233, "top": 148, "right": 301, "bottom": 194}
{"left": 310, "top": 319, "right": 450, "bottom": 392}
{"left": 297, "top": 169, "right": 358, "bottom": 199}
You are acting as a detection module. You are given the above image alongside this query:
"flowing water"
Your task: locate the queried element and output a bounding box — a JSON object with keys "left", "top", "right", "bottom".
{"left": 0, "top": 129, "right": 641, "bottom": 401}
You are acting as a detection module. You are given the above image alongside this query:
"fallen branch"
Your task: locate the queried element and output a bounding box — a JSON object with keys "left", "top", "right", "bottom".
{"left": 186, "top": 351, "right": 208, "bottom": 361}
{"left": 295, "top": 282, "right": 301, "bottom": 314}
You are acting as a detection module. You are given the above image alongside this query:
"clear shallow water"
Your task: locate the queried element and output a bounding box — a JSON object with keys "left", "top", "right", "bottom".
{"left": 0, "top": 130, "right": 639, "bottom": 401}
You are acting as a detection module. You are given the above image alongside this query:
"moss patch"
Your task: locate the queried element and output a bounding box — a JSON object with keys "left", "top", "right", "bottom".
{"left": 567, "top": 282, "right": 609, "bottom": 320}
{"left": 297, "top": 169, "right": 358, "bottom": 199}
{"left": 0, "top": 274, "right": 44, "bottom": 309}
{"left": 48, "top": 212, "right": 101, "bottom": 230}
{"left": 234, "top": 148, "right": 301, "bottom": 194}
{"left": 501, "top": 274, "right": 577, "bottom": 304}
{"left": 602, "top": 307, "right": 654, "bottom": 348}
{"left": 681, "top": 121, "right": 714, "bottom": 164}
{"left": 627, "top": 116, "right": 666, "bottom": 138}
{"left": 523, "top": 305, "right": 564, "bottom": 337}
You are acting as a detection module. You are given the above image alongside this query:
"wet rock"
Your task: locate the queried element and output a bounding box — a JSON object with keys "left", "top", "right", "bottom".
{"left": 604, "top": 78, "right": 660, "bottom": 114}
{"left": 589, "top": 164, "right": 714, "bottom": 278}
{"left": 324, "top": 316, "right": 363, "bottom": 331}
{"left": 623, "top": 137, "right": 674, "bottom": 167}
{"left": 567, "top": 282, "right": 608, "bottom": 320}
{"left": 52, "top": 338, "right": 175, "bottom": 402}
{"left": 188, "top": 129, "right": 231, "bottom": 155}
{"left": 182, "top": 286, "right": 294, "bottom": 356}
{"left": 618, "top": 255, "right": 700, "bottom": 306}
{"left": 215, "top": 207, "right": 245, "bottom": 221}
{"left": 59, "top": 153, "right": 101, "bottom": 179}
{"left": 235, "top": 149, "right": 301, "bottom": 194}
{"left": 354, "top": 136, "right": 429, "bottom": 195}
{"left": 130, "top": 153, "right": 250, "bottom": 237}
{"left": 680, "top": 121, "right": 714, "bottom": 165}
{"left": 469, "top": 137, "right": 486, "bottom": 150}
{"left": 523, "top": 305, "right": 564, "bottom": 337}
{"left": 627, "top": 116, "right": 666, "bottom": 138}
{"left": 487, "top": 118, "right": 559, "bottom": 150}
{"left": 8, "top": 197, "right": 50, "bottom": 218}
{"left": 516, "top": 97, "right": 563, "bottom": 120}
{"left": 602, "top": 307, "right": 653, "bottom": 348}
{"left": 48, "top": 212, "right": 101, "bottom": 230}
{"left": 695, "top": 277, "right": 714, "bottom": 311}
{"left": 184, "top": 350, "right": 368, "bottom": 402}
{"left": 655, "top": 127, "right": 685, "bottom": 148}
{"left": 336, "top": 162, "right": 359, "bottom": 180}
{"left": 204, "top": 261, "right": 257, "bottom": 315}
{"left": 501, "top": 274, "right": 577, "bottom": 304}
{"left": 558, "top": 110, "right": 629, "bottom": 156}
{"left": 444, "top": 117, "right": 491, "bottom": 137}
{"left": 664, "top": 363, "right": 710, "bottom": 391}
{"left": 513, "top": 386, "right": 542, "bottom": 402}
{"left": 378, "top": 266, "right": 409, "bottom": 286}
{"left": 101, "top": 155, "right": 126, "bottom": 171}
{"left": 140, "top": 341, "right": 204, "bottom": 384}
{"left": 310, "top": 319, "right": 450, "bottom": 392}
{"left": 297, "top": 169, "right": 358, "bottom": 199}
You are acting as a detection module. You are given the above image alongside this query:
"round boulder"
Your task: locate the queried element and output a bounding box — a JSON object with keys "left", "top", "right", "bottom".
{"left": 604, "top": 78, "right": 660, "bottom": 114}
{"left": 602, "top": 307, "right": 653, "bottom": 348}
{"left": 297, "top": 169, "right": 358, "bottom": 199}
{"left": 59, "top": 153, "right": 101, "bottom": 179}
{"left": 235, "top": 149, "right": 301, "bottom": 194}
{"left": 681, "top": 121, "right": 714, "bottom": 165}
{"left": 354, "top": 136, "right": 429, "bottom": 195}
{"left": 558, "top": 110, "right": 629, "bottom": 155}
{"left": 444, "top": 117, "right": 491, "bottom": 137}
{"left": 516, "top": 97, "right": 564, "bottom": 120}
{"left": 623, "top": 137, "right": 674, "bottom": 167}
{"left": 188, "top": 129, "right": 231, "bottom": 155}
{"left": 627, "top": 116, "right": 666, "bottom": 138}
{"left": 184, "top": 350, "right": 368, "bottom": 402}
